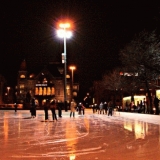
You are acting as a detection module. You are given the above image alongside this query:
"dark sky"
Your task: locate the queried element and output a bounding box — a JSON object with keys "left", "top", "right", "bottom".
{"left": 1, "top": 1, "right": 160, "bottom": 98}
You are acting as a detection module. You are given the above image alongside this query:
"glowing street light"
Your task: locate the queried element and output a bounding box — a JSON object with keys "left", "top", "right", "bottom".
{"left": 57, "top": 23, "right": 72, "bottom": 111}
{"left": 7, "top": 87, "right": 10, "bottom": 106}
{"left": 69, "top": 66, "right": 76, "bottom": 100}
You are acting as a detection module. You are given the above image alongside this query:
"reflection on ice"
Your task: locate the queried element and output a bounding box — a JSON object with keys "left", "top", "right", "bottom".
{"left": 134, "top": 121, "right": 148, "bottom": 139}
{"left": 0, "top": 110, "right": 160, "bottom": 159}
{"left": 70, "top": 154, "right": 75, "bottom": 160}
{"left": 124, "top": 120, "right": 149, "bottom": 139}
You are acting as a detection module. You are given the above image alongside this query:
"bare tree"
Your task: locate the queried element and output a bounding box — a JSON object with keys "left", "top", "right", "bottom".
{"left": 92, "top": 80, "right": 104, "bottom": 104}
{"left": 101, "top": 68, "right": 124, "bottom": 106}
{"left": 120, "top": 30, "right": 160, "bottom": 113}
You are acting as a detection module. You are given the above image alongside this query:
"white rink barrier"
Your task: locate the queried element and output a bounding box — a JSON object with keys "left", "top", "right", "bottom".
{"left": 114, "top": 111, "right": 160, "bottom": 124}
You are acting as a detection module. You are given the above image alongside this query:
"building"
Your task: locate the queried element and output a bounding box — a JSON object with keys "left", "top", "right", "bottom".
{"left": 16, "top": 60, "right": 79, "bottom": 109}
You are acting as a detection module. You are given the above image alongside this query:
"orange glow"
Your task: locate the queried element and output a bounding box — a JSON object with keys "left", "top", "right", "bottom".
{"left": 4, "top": 113, "right": 9, "bottom": 144}
{"left": 56, "top": 19, "right": 74, "bottom": 30}
{"left": 65, "top": 120, "right": 77, "bottom": 159}
{"left": 69, "top": 66, "right": 76, "bottom": 70}
{"left": 59, "top": 23, "right": 70, "bottom": 28}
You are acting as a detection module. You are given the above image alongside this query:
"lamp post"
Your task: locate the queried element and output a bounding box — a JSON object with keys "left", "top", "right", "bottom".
{"left": 69, "top": 66, "right": 76, "bottom": 101}
{"left": 57, "top": 23, "right": 72, "bottom": 111}
{"left": 7, "top": 87, "right": 10, "bottom": 107}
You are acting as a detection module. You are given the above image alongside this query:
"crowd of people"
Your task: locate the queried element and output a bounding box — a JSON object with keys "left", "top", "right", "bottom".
{"left": 91, "top": 101, "right": 114, "bottom": 116}
{"left": 124, "top": 96, "right": 160, "bottom": 115}
{"left": 29, "top": 98, "right": 86, "bottom": 121}
{"left": 28, "top": 96, "right": 160, "bottom": 121}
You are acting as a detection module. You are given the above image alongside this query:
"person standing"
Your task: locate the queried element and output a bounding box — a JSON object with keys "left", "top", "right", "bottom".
{"left": 108, "top": 101, "right": 113, "bottom": 116}
{"left": 78, "top": 102, "right": 82, "bottom": 115}
{"left": 58, "top": 101, "right": 62, "bottom": 118}
{"left": 142, "top": 98, "right": 147, "bottom": 113}
{"left": 44, "top": 100, "right": 49, "bottom": 121}
{"left": 154, "top": 96, "right": 159, "bottom": 115}
{"left": 103, "top": 102, "right": 108, "bottom": 114}
{"left": 50, "top": 100, "right": 57, "bottom": 121}
{"left": 30, "top": 98, "right": 36, "bottom": 118}
{"left": 70, "top": 99, "right": 77, "bottom": 117}
{"left": 82, "top": 103, "right": 85, "bottom": 115}
{"left": 14, "top": 103, "right": 17, "bottom": 112}
{"left": 92, "top": 104, "right": 96, "bottom": 113}
{"left": 99, "top": 102, "right": 104, "bottom": 114}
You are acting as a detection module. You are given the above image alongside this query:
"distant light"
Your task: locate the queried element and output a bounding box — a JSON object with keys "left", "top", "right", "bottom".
{"left": 59, "top": 23, "right": 70, "bottom": 28}
{"left": 69, "top": 66, "right": 76, "bottom": 70}
{"left": 57, "top": 29, "right": 72, "bottom": 38}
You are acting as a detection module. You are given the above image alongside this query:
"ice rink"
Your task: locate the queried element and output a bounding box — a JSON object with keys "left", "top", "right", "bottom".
{"left": 0, "top": 109, "right": 160, "bottom": 160}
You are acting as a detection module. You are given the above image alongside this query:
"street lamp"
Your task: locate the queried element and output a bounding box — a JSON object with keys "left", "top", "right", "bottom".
{"left": 7, "top": 87, "right": 10, "bottom": 106}
{"left": 69, "top": 66, "right": 76, "bottom": 101}
{"left": 57, "top": 23, "right": 72, "bottom": 111}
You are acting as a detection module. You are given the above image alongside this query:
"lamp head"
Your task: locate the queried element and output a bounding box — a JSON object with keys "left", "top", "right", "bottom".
{"left": 59, "top": 23, "right": 70, "bottom": 28}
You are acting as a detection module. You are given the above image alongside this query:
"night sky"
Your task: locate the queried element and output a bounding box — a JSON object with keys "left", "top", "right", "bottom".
{"left": 1, "top": 1, "right": 160, "bottom": 98}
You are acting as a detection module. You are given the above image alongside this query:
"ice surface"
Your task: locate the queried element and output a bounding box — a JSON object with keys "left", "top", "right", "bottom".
{"left": 0, "top": 109, "right": 160, "bottom": 160}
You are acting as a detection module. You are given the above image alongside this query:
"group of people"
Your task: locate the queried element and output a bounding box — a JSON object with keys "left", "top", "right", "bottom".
{"left": 92, "top": 101, "right": 113, "bottom": 116}
{"left": 30, "top": 98, "right": 59, "bottom": 121}
{"left": 70, "top": 99, "right": 85, "bottom": 117}
{"left": 130, "top": 98, "right": 148, "bottom": 113}
{"left": 44, "top": 100, "right": 57, "bottom": 121}
{"left": 30, "top": 98, "right": 86, "bottom": 121}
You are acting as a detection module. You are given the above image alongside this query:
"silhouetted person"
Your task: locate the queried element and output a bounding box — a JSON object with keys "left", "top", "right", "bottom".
{"left": 50, "top": 100, "right": 57, "bottom": 121}
{"left": 70, "top": 99, "right": 77, "bottom": 117}
{"left": 14, "top": 103, "right": 17, "bottom": 112}
{"left": 44, "top": 100, "right": 49, "bottom": 120}
{"left": 30, "top": 98, "right": 36, "bottom": 118}
{"left": 99, "top": 102, "right": 104, "bottom": 114}
{"left": 64, "top": 100, "right": 68, "bottom": 112}
{"left": 104, "top": 102, "right": 108, "bottom": 114}
{"left": 154, "top": 96, "right": 159, "bottom": 115}
{"left": 78, "top": 102, "right": 82, "bottom": 115}
{"left": 142, "top": 98, "right": 147, "bottom": 113}
{"left": 58, "top": 101, "right": 62, "bottom": 118}
{"left": 108, "top": 101, "right": 113, "bottom": 116}
{"left": 82, "top": 104, "right": 85, "bottom": 115}
{"left": 92, "top": 104, "right": 96, "bottom": 113}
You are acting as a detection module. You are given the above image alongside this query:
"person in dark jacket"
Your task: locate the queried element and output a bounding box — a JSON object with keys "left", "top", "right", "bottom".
{"left": 78, "top": 102, "right": 82, "bottom": 115}
{"left": 30, "top": 98, "right": 36, "bottom": 118}
{"left": 103, "top": 102, "right": 108, "bottom": 114}
{"left": 154, "top": 96, "right": 159, "bottom": 115}
{"left": 44, "top": 100, "right": 49, "bottom": 121}
{"left": 50, "top": 100, "right": 57, "bottom": 121}
{"left": 108, "top": 101, "right": 113, "bottom": 116}
{"left": 58, "top": 101, "right": 62, "bottom": 118}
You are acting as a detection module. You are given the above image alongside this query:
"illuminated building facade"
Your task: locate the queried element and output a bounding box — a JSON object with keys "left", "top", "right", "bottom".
{"left": 16, "top": 60, "right": 79, "bottom": 108}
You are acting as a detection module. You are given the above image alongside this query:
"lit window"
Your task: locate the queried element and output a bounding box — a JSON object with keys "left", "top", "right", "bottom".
{"left": 66, "top": 85, "right": 70, "bottom": 95}
{"left": 35, "top": 87, "right": 38, "bottom": 95}
{"left": 20, "top": 75, "right": 25, "bottom": 78}
{"left": 29, "top": 74, "right": 34, "bottom": 78}
{"left": 73, "top": 92, "right": 77, "bottom": 96}
{"left": 39, "top": 87, "right": 42, "bottom": 95}
{"left": 73, "top": 85, "right": 78, "bottom": 90}
{"left": 20, "top": 84, "right": 24, "bottom": 89}
{"left": 43, "top": 87, "right": 46, "bottom": 95}
{"left": 47, "top": 87, "right": 51, "bottom": 95}
{"left": 51, "top": 87, "right": 55, "bottom": 95}
{"left": 66, "top": 85, "right": 70, "bottom": 89}
{"left": 43, "top": 78, "right": 47, "bottom": 83}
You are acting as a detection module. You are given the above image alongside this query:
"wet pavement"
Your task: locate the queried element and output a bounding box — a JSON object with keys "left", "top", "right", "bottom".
{"left": 0, "top": 109, "right": 160, "bottom": 160}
